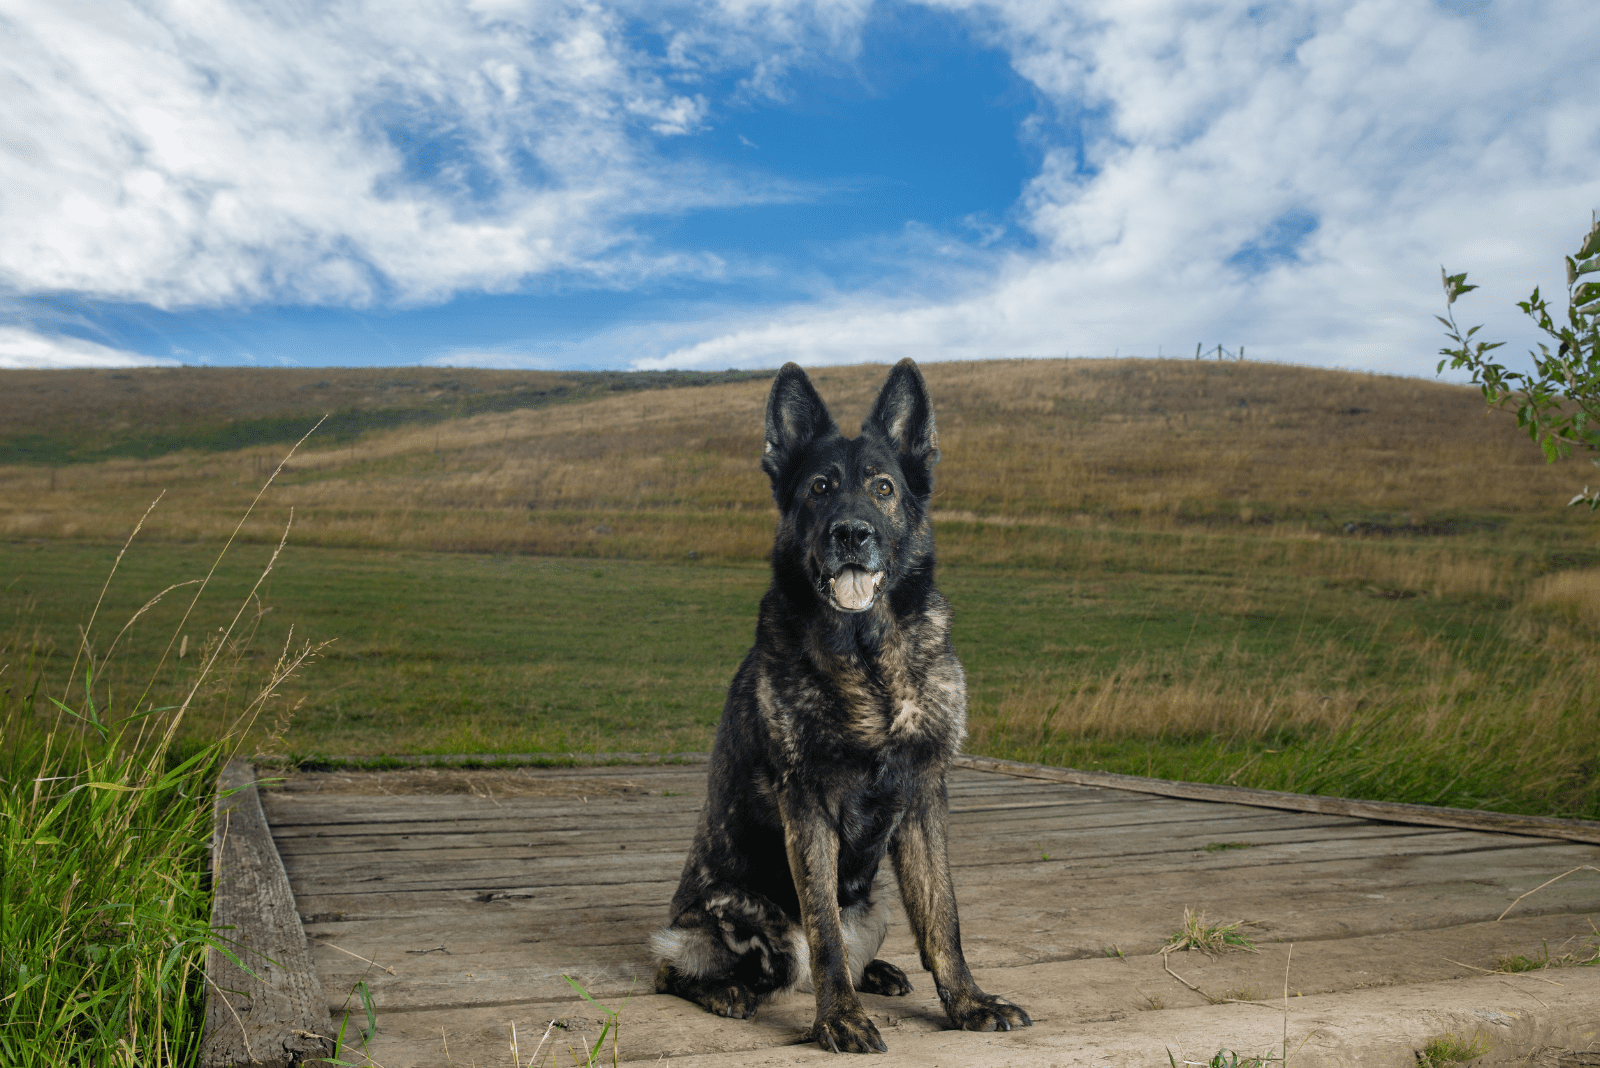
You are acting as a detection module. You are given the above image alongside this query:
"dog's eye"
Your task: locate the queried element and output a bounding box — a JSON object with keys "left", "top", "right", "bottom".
{"left": 876, "top": 478, "right": 893, "bottom": 497}
{"left": 810, "top": 477, "right": 829, "bottom": 496}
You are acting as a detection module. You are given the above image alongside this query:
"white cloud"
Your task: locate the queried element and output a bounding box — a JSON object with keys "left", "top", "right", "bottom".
{"left": 0, "top": 0, "right": 865, "bottom": 310}
{"left": 4, "top": 0, "right": 1598, "bottom": 376}
{"left": 0, "top": 327, "right": 177, "bottom": 369}
{"left": 645, "top": 0, "right": 1600, "bottom": 375}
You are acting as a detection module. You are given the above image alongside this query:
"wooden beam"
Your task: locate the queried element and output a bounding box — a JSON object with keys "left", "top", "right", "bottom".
{"left": 954, "top": 754, "right": 1600, "bottom": 846}
{"left": 201, "top": 760, "right": 336, "bottom": 1068}
{"left": 259, "top": 749, "right": 1600, "bottom": 844}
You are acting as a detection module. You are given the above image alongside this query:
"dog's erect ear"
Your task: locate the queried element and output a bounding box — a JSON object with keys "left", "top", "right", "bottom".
{"left": 762, "top": 363, "right": 836, "bottom": 482}
{"left": 866, "top": 358, "right": 939, "bottom": 480}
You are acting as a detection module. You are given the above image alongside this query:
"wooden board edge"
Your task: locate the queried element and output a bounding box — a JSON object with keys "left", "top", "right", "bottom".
{"left": 201, "top": 759, "right": 338, "bottom": 1068}
{"left": 953, "top": 754, "right": 1600, "bottom": 845}
{"left": 248, "top": 751, "right": 713, "bottom": 769}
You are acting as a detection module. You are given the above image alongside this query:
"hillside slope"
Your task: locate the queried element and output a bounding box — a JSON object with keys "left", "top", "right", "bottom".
{"left": 0, "top": 358, "right": 1591, "bottom": 560}
{"left": 0, "top": 365, "right": 768, "bottom": 464}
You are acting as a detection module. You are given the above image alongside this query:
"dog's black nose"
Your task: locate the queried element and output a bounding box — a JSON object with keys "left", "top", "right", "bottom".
{"left": 831, "top": 520, "right": 874, "bottom": 553}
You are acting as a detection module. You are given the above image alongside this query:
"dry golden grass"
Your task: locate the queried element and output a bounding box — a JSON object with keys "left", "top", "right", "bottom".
{"left": 970, "top": 602, "right": 1600, "bottom": 814}
{"left": 973, "top": 616, "right": 1600, "bottom": 747}
{"left": 1523, "top": 569, "right": 1600, "bottom": 629}
{"left": 1, "top": 358, "right": 1591, "bottom": 562}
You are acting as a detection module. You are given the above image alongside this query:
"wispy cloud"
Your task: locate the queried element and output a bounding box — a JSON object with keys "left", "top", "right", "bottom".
{"left": 0, "top": 0, "right": 866, "bottom": 311}
{"left": 646, "top": 0, "right": 1600, "bottom": 374}
{"left": 0, "top": 327, "right": 177, "bottom": 369}
{"left": 3, "top": 1, "right": 1597, "bottom": 375}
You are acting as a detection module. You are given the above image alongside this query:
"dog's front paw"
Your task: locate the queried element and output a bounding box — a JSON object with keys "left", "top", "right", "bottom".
{"left": 814, "top": 1005, "right": 888, "bottom": 1054}
{"left": 702, "top": 981, "right": 760, "bottom": 1019}
{"left": 857, "top": 959, "right": 913, "bottom": 996}
{"left": 942, "top": 990, "right": 1032, "bottom": 1032}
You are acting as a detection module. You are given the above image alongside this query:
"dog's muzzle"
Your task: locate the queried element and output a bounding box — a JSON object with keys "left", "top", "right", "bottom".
{"left": 828, "top": 565, "right": 884, "bottom": 612}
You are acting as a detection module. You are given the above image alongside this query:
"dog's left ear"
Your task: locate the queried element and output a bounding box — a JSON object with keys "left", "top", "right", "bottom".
{"left": 866, "top": 358, "right": 939, "bottom": 490}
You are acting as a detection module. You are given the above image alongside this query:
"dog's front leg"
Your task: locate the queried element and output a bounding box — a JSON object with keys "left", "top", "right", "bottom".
{"left": 892, "top": 783, "right": 1032, "bottom": 1033}
{"left": 778, "top": 790, "right": 887, "bottom": 1054}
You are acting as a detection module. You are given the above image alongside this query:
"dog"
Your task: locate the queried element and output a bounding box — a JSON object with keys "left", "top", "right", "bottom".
{"left": 651, "top": 359, "right": 1031, "bottom": 1054}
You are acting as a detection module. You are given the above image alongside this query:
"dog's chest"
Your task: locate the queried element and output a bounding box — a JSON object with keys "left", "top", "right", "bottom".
{"left": 820, "top": 646, "right": 962, "bottom": 751}
{"left": 757, "top": 602, "right": 966, "bottom": 758}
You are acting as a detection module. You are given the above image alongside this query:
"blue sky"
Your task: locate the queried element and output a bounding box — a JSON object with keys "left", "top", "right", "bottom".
{"left": 3, "top": 0, "right": 1598, "bottom": 376}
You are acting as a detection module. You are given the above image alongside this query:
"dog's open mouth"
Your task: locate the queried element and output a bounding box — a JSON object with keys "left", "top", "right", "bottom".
{"left": 829, "top": 565, "right": 885, "bottom": 612}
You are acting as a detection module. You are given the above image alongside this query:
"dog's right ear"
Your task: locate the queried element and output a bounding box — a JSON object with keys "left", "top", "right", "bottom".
{"left": 761, "top": 363, "right": 836, "bottom": 485}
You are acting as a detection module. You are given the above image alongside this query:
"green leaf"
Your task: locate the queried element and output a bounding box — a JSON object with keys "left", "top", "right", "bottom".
{"left": 1580, "top": 224, "right": 1600, "bottom": 261}
{"left": 562, "top": 973, "right": 611, "bottom": 1013}
{"left": 1442, "top": 268, "right": 1477, "bottom": 303}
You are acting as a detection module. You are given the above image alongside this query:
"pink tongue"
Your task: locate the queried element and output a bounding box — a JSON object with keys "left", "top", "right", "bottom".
{"left": 832, "top": 567, "right": 877, "bottom": 610}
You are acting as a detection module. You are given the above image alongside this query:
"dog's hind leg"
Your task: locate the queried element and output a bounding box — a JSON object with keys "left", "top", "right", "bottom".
{"left": 653, "top": 960, "right": 762, "bottom": 1020}
{"left": 651, "top": 890, "right": 803, "bottom": 1020}
{"left": 857, "top": 959, "right": 914, "bottom": 996}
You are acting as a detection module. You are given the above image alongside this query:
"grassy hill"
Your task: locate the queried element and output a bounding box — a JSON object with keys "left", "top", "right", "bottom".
{"left": 3, "top": 358, "right": 1599, "bottom": 817}
{"left": 0, "top": 365, "right": 770, "bottom": 465}
{"left": 2, "top": 358, "right": 1592, "bottom": 556}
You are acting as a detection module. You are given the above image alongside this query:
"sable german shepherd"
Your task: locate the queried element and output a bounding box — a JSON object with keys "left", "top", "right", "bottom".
{"left": 651, "top": 359, "right": 1031, "bottom": 1054}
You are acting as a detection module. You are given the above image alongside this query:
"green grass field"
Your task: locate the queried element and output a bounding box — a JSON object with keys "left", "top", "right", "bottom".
{"left": 5, "top": 357, "right": 1600, "bottom": 821}
{"left": 7, "top": 514, "right": 1598, "bottom": 817}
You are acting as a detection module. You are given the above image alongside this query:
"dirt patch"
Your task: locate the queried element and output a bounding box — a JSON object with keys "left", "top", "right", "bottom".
{"left": 257, "top": 766, "right": 660, "bottom": 799}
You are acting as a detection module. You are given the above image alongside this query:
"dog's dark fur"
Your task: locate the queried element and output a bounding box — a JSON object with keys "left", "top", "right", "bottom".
{"left": 651, "top": 359, "right": 1031, "bottom": 1054}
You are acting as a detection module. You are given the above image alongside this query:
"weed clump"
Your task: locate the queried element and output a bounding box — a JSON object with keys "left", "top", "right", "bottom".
{"left": 1163, "top": 907, "right": 1257, "bottom": 956}
{"left": 1417, "top": 1031, "right": 1490, "bottom": 1067}
{"left": 1495, "top": 931, "right": 1600, "bottom": 973}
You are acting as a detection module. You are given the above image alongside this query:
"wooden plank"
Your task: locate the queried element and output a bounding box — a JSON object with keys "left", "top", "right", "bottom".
{"left": 262, "top": 795, "right": 706, "bottom": 826}
{"left": 258, "top": 795, "right": 1318, "bottom": 845}
{"left": 261, "top": 804, "right": 704, "bottom": 836}
{"left": 268, "top": 801, "right": 1357, "bottom": 849}
{"left": 281, "top": 836, "right": 1600, "bottom": 930}
{"left": 255, "top": 751, "right": 714, "bottom": 770}
{"left": 201, "top": 761, "right": 335, "bottom": 1068}
{"left": 955, "top": 753, "right": 1600, "bottom": 844}
{"left": 269, "top": 811, "right": 1405, "bottom": 865}
{"left": 271, "top": 823, "right": 1555, "bottom": 896}
{"left": 268, "top": 817, "right": 1422, "bottom": 889}
{"left": 264, "top": 752, "right": 1600, "bottom": 844}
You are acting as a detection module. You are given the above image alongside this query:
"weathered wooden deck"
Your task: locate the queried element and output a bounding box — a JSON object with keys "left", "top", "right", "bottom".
{"left": 251, "top": 760, "right": 1600, "bottom": 1067}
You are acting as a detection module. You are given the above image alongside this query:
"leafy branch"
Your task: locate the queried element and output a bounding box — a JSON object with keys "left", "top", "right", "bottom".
{"left": 1437, "top": 214, "right": 1600, "bottom": 509}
